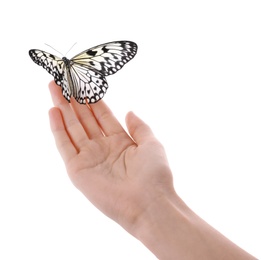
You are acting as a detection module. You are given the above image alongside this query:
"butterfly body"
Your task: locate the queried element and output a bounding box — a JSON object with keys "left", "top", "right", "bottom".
{"left": 61, "top": 57, "right": 76, "bottom": 100}
{"left": 29, "top": 41, "right": 137, "bottom": 104}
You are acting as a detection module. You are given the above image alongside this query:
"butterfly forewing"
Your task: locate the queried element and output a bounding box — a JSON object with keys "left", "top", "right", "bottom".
{"left": 29, "top": 50, "right": 64, "bottom": 84}
{"left": 29, "top": 41, "right": 137, "bottom": 104}
{"left": 72, "top": 41, "right": 137, "bottom": 76}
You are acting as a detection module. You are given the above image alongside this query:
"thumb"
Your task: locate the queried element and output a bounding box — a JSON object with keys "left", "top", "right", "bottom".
{"left": 125, "top": 111, "right": 155, "bottom": 145}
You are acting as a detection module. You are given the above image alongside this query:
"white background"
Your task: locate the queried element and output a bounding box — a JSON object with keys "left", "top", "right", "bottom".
{"left": 1, "top": 0, "right": 260, "bottom": 259}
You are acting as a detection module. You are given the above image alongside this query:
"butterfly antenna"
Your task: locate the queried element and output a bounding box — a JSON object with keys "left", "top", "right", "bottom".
{"left": 44, "top": 43, "right": 64, "bottom": 57}
{"left": 65, "top": 42, "right": 77, "bottom": 56}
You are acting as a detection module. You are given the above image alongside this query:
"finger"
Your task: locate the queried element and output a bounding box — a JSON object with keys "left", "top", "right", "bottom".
{"left": 125, "top": 111, "right": 155, "bottom": 145}
{"left": 90, "top": 100, "right": 126, "bottom": 136}
{"left": 70, "top": 98, "right": 103, "bottom": 139}
{"left": 49, "top": 81, "right": 89, "bottom": 150}
{"left": 49, "top": 107, "right": 77, "bottom": 162}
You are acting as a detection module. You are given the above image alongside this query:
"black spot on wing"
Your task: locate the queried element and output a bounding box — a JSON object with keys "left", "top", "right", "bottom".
{"left": 87, "top": 50, "right": 97, "bottom": 56}
{"left": 101, "top": 46, "right": 109, "bottom": 53}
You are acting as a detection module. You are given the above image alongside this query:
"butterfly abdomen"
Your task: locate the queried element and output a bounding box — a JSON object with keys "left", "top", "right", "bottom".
{"left": 61, "top": 57, "right": 77, "bottom": 98}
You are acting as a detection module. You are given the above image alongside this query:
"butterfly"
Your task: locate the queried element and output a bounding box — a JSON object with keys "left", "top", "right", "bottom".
{"left": 29, "top": 41, "right": 138, "bottom": 104}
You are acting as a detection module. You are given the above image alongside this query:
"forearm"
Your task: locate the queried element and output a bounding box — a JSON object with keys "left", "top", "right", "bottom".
{"left": 133, "top": 193, "right": 256, "bottom": 260}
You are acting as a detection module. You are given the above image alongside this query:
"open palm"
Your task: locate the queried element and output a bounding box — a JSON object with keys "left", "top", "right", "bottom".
{"left": 48, "top": 81, "right": 174, "bottom": 233}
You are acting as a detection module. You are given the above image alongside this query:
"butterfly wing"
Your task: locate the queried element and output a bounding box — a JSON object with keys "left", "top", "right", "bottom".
{"left": 29, "top": 50, "right": 64, "bottom": 85}
{"left": 69, "top": 63, "right": 108, "bottom": 104}
{"left": 71, "top": 41, "right": 138, "bottom": 76}
{"left": 29, "top": 49, "right": 71, "bottom": 102}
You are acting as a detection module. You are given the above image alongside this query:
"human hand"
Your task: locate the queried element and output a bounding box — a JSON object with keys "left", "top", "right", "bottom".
{"left": 48, "top": 81, "right": 175, "bottom": 234}
{"left": 48, "top": 81, "right": 257, "bottom": 259}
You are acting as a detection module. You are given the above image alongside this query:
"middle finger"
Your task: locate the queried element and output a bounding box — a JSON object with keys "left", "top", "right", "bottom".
{"left": 70, "top": 98, "right": 104, "bottom": 139}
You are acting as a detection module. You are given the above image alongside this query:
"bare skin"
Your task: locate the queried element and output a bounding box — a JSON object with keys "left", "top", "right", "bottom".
{"left": 48, "top": 81, "right": 256, "bottom": 259}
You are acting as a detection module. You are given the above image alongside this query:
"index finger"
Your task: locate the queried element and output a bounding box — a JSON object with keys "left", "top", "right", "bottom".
{"left": 49, "top": 107, "right": 77, "bottom": 163}
{"left": 48, "top": 81, "right": 89, "bottom": 151}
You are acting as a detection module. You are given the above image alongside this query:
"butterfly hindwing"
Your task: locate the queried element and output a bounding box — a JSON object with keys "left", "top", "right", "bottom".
{"left": 60, "top": 70, "right": 71, "bottom": 102}
{"left": 69, "top": 64, "right": 108, "bottom": 104}
{"left": 29, "top": 41, "right": 138, "bottom": 104}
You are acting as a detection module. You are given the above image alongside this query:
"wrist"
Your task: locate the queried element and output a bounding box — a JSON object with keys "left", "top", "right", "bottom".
{"left": 131, "top": 191, "right": 256, "bottom": 260}
{"left": 132, "top": 192, "right": 190, "bottom": 259}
